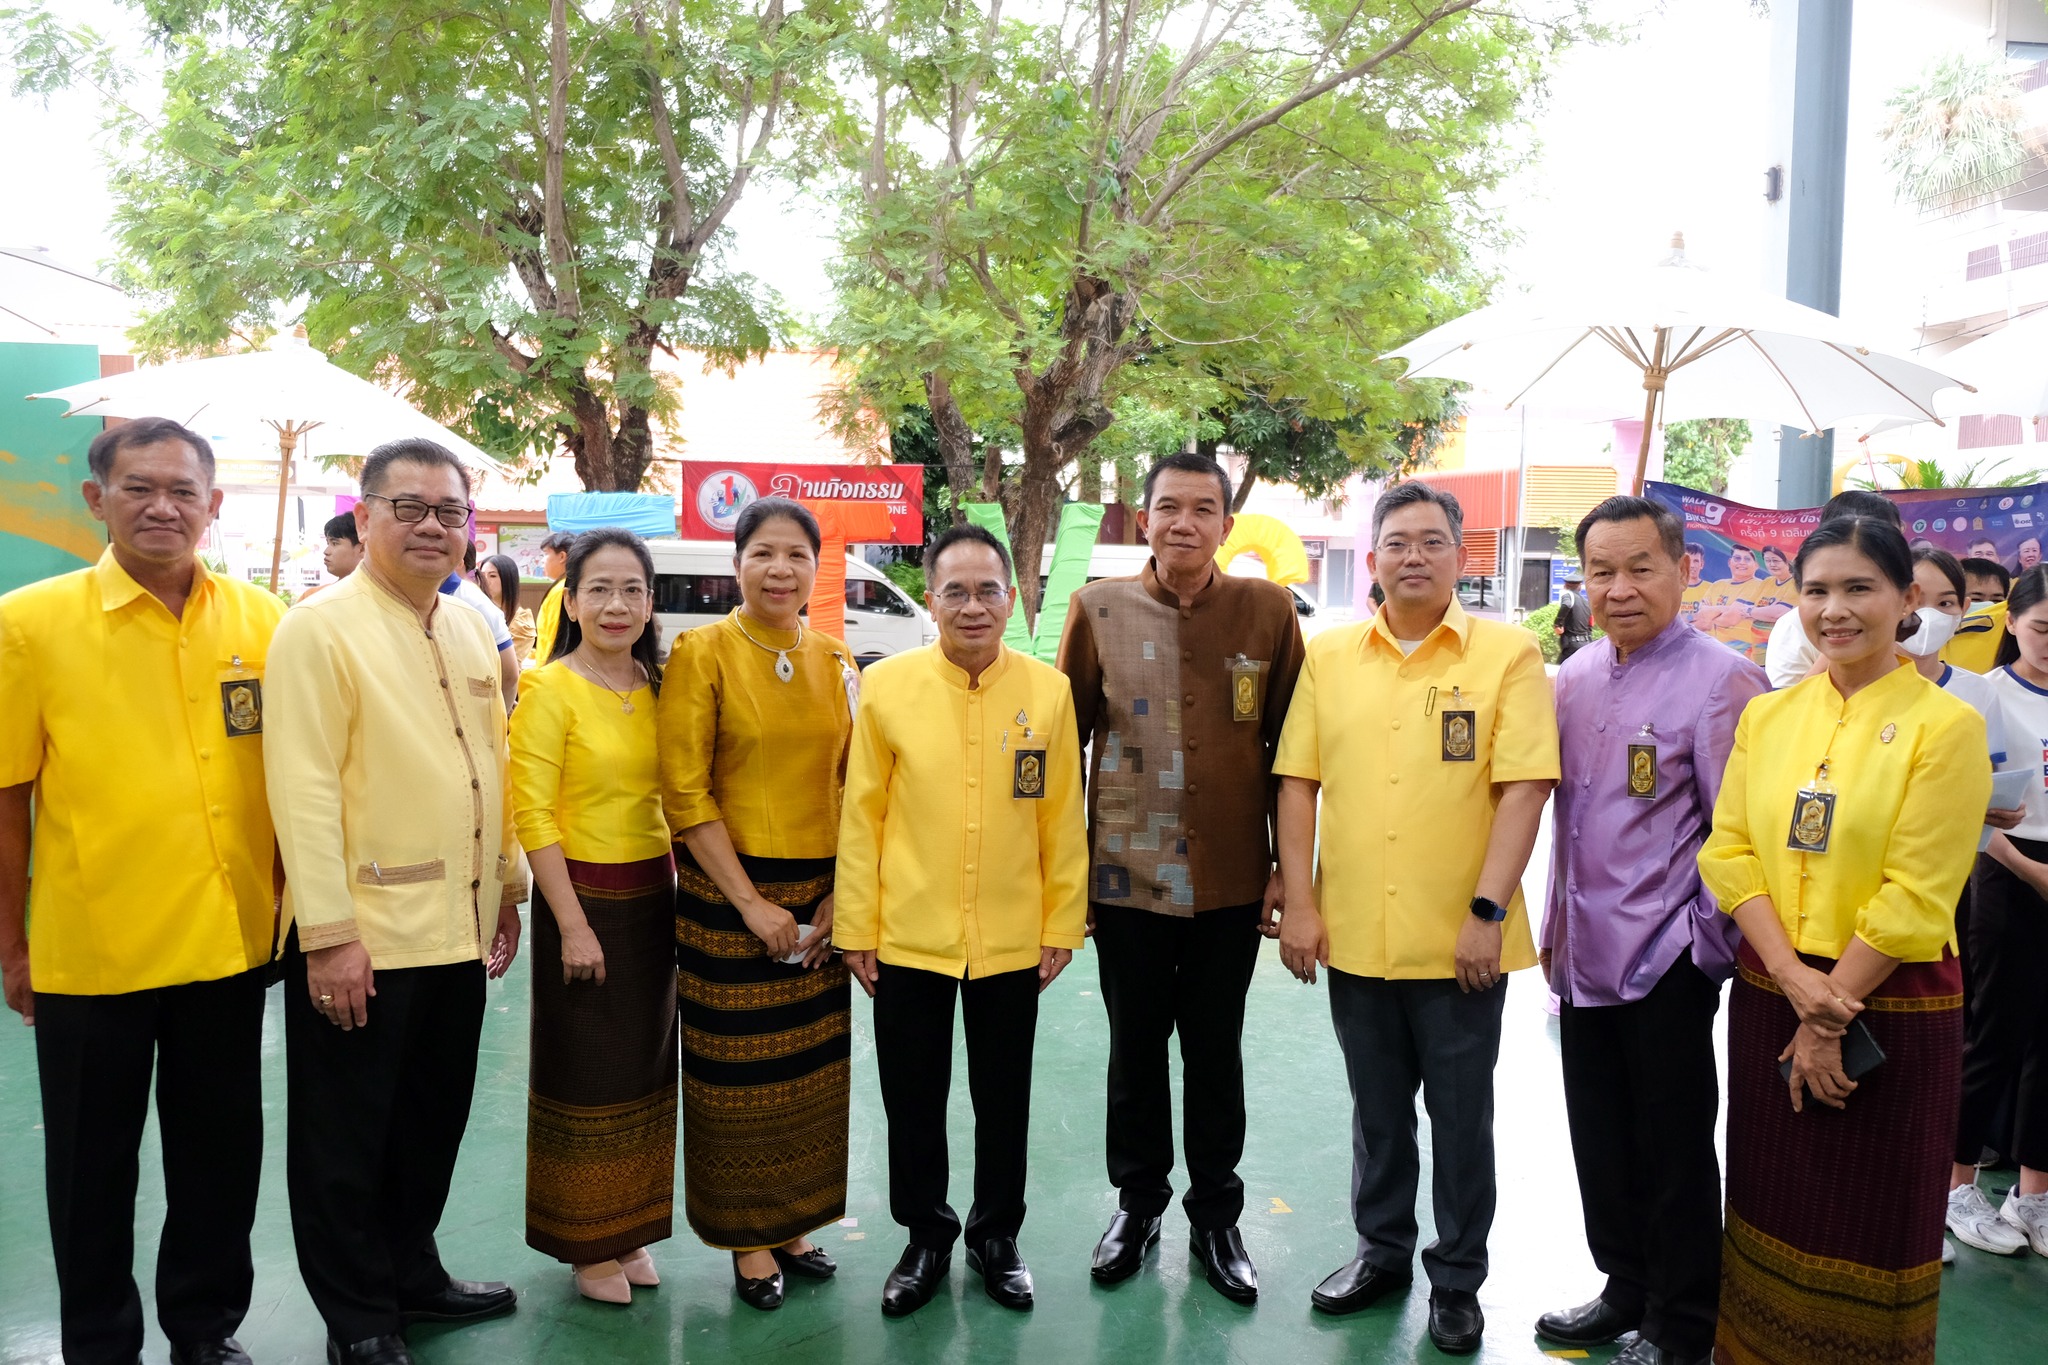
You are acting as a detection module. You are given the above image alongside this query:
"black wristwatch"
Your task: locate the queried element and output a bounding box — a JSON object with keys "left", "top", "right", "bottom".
{"left": 1469, "top": 895, "right": 1507, "bottom": 923}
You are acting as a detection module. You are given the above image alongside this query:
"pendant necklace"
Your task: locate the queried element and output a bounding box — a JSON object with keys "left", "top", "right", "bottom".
{"left": 572, "top": 653, "right": 644, "bottom": 714}
{"left": 732, "top": 609, "right": 801, "bottom": 683}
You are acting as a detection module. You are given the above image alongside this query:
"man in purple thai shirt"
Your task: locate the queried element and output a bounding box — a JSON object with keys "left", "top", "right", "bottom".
{"left": 1534, "top": 495, "right": 1768, "bottom": 1365}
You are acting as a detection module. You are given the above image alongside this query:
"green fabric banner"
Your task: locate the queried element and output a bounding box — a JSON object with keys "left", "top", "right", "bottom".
{"left": 961, "top": 501, "right": 1104, "bottom": 659}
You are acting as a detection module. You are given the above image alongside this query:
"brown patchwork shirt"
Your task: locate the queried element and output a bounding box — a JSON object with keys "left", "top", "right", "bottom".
{"left": 1057, "top": 561, "right": 1305, "bottom": 914}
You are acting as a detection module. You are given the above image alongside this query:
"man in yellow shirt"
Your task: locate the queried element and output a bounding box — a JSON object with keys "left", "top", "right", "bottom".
{"left": 265, "top": 439, "right": 528, "bottom": 1365}
{"left": 1708, "top": 546, "right": 1770, "bottom": 661}
{"left": 529, "top": 531, "right": 575, "bottom": 664}
{"left": 1273, "top": 480, "right": 1559, "bottom": 1356}
{"left": 0, "top": 418, "right": 284, "bottom": 1365}
{"left": 1678, "top": 543, "right": 1715, "bottom": 630}
{"left": 837, "top": 523, "right": 1088, "bottom": 1319}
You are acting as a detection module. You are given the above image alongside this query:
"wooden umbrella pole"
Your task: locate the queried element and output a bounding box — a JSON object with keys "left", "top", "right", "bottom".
{"left": 1630, "top": 329, "right": 1670, "bottom": 495}
{"left": 267, "top": 421, "right": 302, "bottom": 594}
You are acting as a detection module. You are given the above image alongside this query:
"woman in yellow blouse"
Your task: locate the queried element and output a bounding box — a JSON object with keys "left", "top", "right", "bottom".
{"left": 1698, "top": 516, "right": 1989, "bottom": 1365}
{"left": 657, "top": 497, "right": 856, "bottom": 1312}
{"left": 511, "top": 529, "right": 678, "bottom": 1305}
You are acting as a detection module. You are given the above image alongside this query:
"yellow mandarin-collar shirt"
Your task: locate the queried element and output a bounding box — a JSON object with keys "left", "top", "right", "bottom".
{"left": 1273, "top": 600, "right": 1560, "bottom": 980}
{"left": 1699, "top": 658, "right": 1988, "bottom": 964}
{"left": 510, "top": 661, "right": 668, "bottom": 864}
{"left": 264, "top": 570, "right": 526, "bottom": 969}
{"left": 0, "top": 551, "right": 285, "bottom": 994}
{"left": 532, "top": 579, "right": 566, "bottom": 666}
{"left": 835, "top": 644, "right": 1089, "bottom": 979}
{"left": 657, "top": 615, "right": 855, "bottom": 858}
{"left": 1944, "top": 598, "right": 2007, "bottom": 674}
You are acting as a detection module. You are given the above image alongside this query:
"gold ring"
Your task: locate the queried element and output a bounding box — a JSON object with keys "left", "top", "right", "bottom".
{"left": 319, "top": 993, "right": 334, "bottom": 1003}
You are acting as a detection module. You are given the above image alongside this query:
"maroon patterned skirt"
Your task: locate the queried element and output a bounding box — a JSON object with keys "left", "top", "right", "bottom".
{"left": 1717, "top": 942, "right": 1962, "bottom": 1365}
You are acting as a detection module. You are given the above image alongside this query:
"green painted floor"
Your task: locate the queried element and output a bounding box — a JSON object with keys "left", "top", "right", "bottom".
{"left": 4, "top": 828, "right": 2046, "bottom": 1362}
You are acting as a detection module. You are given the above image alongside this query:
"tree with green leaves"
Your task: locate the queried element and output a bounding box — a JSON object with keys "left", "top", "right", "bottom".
{"left": 825, "top": 0, "right": 1584, "bottom": 616}
{"left": 1201, "top": 388, "right": 1463, "bottom": 512}
{"left": 7, "top": 0, "right": 842, "bottom": 490}
{"left": 1882, "top": 50, "right": 2039, "bottom": 213}
{"left": 1660, "top": 417, "right": 1750, "bottom": 495}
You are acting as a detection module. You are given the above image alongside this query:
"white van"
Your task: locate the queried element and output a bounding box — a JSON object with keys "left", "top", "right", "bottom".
{"left": 648, "top": 539, "right": 936, "bottom": 664}
{"left": 1039, "top": 542, "right": 1332, "bottom": 633}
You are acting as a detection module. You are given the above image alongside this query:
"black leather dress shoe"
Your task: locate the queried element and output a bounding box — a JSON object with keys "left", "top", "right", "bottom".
{"left": 966, "top": 1237, "right": 1034, "bottom": 1310}
{"left": 1310, "top": 1257, "right": 1413, "bottom": 1315}
{"left": 1189, "top": 1227, "right": 1258, "bottom": 1304}
{"left": 1428, "top": 1288, "right": 1485, "bottom": 1355}
{"left": 1536, "top": 1294, "right": 1643, "bottom": 1346}
{"left": 325, "top": 1336, "right": 413, "bottom": 1365}
{"left": 170, "top": 1340, "right": 252, "bottom": 1365}
{"left": 1091, "top": 1211, "right": 1163, "bottom": 1284}
{"left": 733, "top": 1262, "right": 785, "bottom": 1311}
{"left": 880, "top": 1245, "right": 951, "bottom": 1317}
{"left": 1614, "top": 1337, "right": 1712, "bottom": 1365}
{"left": 773, "top": 1244, "right": 839, "bottom": 1279}
{"left": 398, "top": 1278, "right": 518, "bottom": 1325}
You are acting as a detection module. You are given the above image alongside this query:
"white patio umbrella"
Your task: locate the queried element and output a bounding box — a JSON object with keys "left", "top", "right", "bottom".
{"left": 1941, "top": 306, "right": 2048, "bottom": 420}
{"left": 28, "top": 335, "right": 511, "bottom": 589}
{"left": 1387, "top": 235, "right": 1976, "bottom": 493}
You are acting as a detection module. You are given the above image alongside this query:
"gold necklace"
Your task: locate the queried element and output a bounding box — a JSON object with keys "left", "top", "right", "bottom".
{"left": 570, "top": 651, "right": 645, "bottom": 714}
{"left": 731, "top": 609, "right": 801, "bottom": 683}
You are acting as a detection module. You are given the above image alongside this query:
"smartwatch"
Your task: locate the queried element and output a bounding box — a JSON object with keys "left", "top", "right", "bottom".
{"left": 1469, "top": 895, "right": 1507, "bottom": 923}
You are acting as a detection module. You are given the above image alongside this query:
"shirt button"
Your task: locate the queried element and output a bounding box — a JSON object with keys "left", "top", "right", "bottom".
{"left": 179, "top": 638, "right": 188, "bottom": 648}
{"left": 471, "top": 779, "right": 480, "bottom": 791}
{"left": 1181, "top": 609, "right": 1192, "bottom": 619}
{"left": 969, "top": 735, "right": 979, "bottom": 745}
{"left": 1187, "top": 830, "right": 1197, "bottom": 840}
{"left": 474, "top": 828, "right": 482, "bottom": 838}
{"left": 188, "top": 693, "right": 198, "bottom": 703}
{"left": 440, "top": 678, "right": 450, "bottom": 689}
{"left": 199, "top": 749, "right": 211, "bottom": 760}
{"left": 1597, "top": 722, "right": 1607, "bottom": 732}
{"left": 1184, "top": 693, "right": 1195, "bottom": 705}
{"left": 968, "top": 777, "right": 978, "bottom": 787}
{"left": 1391, "top": 719, "right": 1402, "bottom": 729}
{"left": 471, "top": 878, "right": 481, "bottom": 889}
{"left": 1182, "top": 650, "right": 1193, "bottom": 662}
{"left": 455, "top": 727, "right": 464, "bottom": 738}
{"left": 967, "top": 823, "right": 978, "bottom": 833}
{"left": 210, "top": 806, "right": 222, "bottom": 817}
{"left": 966, "top": 864, "right": 976, "bottom": 873}
{"left": 1389, "top": 774, "right": 1399, "bottom": 784}
{"left": 1386, "top": 831, "right": 1397, "bottom": 841}
{"left": 1571, "top": 828, "right": 1581, "bottom": 839}
{"left": 1188, "top": 739, "right": 1199, "bottom": 751}
{"left": 1387, "top": 886, "right": 1397, "bottom": 896}
{"left": 1188, "top": 783, "right": 1199, "bottom": 795}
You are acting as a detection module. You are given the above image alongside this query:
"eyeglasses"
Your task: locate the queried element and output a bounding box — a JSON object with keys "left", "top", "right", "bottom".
{"left": 934, "top": 586, "right": 1012, "bottom": 608}
{"left": 578, "top": 584, "right": 648, "bottom": 606}
{"left": 365, "top": 493, "right": 472, "bottom": 529}
{"left": 1376, "top": 536, "right": 1457, "bottom": 557}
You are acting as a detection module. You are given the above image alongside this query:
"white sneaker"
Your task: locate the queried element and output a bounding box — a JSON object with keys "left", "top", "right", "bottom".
{"left": 1948, "top": 1185, "right": 2028, "bottom": 1254}
{"left": 1943, "top": 1237, "right": 1956, "bottom": 1265}
{"left": 1999, "top": 1188, "right": 2048, "bottom": 1256}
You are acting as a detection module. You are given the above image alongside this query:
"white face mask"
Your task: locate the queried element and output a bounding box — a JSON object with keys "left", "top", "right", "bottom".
{"left": 1901, "top": 606, "right": 1960, "bottom": 658}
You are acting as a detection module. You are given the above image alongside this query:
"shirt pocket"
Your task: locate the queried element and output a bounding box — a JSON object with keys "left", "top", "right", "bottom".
{"left": 352, "top": 858, "right": 453, "bottom": 951}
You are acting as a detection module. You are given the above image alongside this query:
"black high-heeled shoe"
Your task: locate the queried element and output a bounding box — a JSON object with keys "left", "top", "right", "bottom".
{"left": 733, "top": 1258, "right": 785, "bottom": 1311}
{"left": 772, "top": 1245, "right": 838, "bottom": 1280}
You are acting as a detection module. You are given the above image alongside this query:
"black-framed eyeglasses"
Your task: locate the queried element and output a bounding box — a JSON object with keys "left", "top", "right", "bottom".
{"left": 364, "top": 493, "right": 472, "bottom": 529}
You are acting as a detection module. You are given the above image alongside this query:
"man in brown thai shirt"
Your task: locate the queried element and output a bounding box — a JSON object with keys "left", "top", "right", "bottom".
{"left": 1057, "top": 453, "right": 1305, "bottom": 1303}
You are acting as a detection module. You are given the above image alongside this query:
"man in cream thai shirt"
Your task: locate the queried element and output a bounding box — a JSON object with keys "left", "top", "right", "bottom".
{"left": 265, "top": 439, "right": 527, "bottom": 1365}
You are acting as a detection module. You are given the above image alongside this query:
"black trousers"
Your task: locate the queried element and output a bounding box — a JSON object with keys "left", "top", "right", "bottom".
{"left": 285, "top": 940, "right": 485, "bottom": 1343}
{"left": 34, "top": 968, "right": 268, "bottom": 1365}
{"left": 872, "top": 962, "right": 1038, "bottom": 1252}
{"left": 1558, "top": 953, "right": 1723, "bottom": 1359}
{"left": 1559, "top": 634, "right": 1593, "bottom": 663}
{"left": 1955, "top": 847, "right": 2048, "bottom": 1170}
{"left": 1094, "top": 902, "right": 1261, "bottom": 1230}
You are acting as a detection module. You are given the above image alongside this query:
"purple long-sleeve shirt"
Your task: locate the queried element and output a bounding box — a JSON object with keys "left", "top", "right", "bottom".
{"left": 1543, "top": 615, "right": 1769, "bottom": 1006}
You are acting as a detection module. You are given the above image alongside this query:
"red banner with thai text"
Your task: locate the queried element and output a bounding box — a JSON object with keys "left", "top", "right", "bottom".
{"left": 679, "top": 462, "right": 925, "bottom": 544}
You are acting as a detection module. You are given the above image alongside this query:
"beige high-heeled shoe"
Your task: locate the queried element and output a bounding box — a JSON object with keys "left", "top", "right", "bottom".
{"left": 617, "top": 1247, "right": 661, "bottom": 1287}
{"left": 573, "top": 1260, "right": 632, "bottom": 1304}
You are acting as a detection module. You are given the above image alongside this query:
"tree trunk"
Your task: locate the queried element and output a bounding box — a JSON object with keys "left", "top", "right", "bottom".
{"left": 1009, "top": 447, "right": 1064, "bottom": 623}
{"left": 1231, "top": 465, "right": 1257, "bottom": 513}
{"left": 922, "top": 372, "right": 978, "bottom": 520}
{"left": 980, "top": 438, "right": 1004, "bottom": 505}
{"left": 1078, "top": 453, "right": 1101, "bottom": 503}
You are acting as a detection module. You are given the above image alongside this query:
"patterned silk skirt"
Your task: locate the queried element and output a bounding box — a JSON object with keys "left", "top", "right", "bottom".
{"left": 675, "top": 848, "right": 851, "bottom": 1251}
{"left": 525, "top": 853, "right": 680, "bottom": 1264}
{"left": 1717, "top": 943, "right": 1963, "bottom": 1365}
